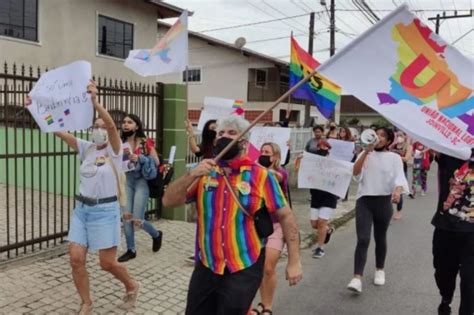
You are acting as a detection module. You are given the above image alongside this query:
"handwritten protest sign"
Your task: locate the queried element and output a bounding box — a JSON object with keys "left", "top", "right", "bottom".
{"left": 298, "top": 151, "right": 353, "bottom": 198}
{"left": 328, "top": 139, "right": 355, "bottom": 162}
{"left": 27, "top": 61, "right": 93, "bottom": 132}
{"left": 249, "top": 127, "right": 291, "bottom": 164}
{"left": 121, "top": 142, "right": 136, "bottom": 172}
{"left": 197, "top": 97, "right": 244, "bottom": 131}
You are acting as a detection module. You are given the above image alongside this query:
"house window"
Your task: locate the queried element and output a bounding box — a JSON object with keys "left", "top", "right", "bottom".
{"left": 255, "top": 69, "right": 267, "bottom": 88}
{"left": 98, "top": 15, "right": 133, "bottom": 59}
{"left": 182, "top": 68, "right": 202, "bottom": 83}
{"left": 0, "top": 0, "right": 38, "bottom": 42}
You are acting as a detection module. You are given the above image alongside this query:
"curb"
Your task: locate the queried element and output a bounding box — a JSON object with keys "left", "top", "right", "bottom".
{"left": 0, "top": 243, "right": 68, "bottom": 272}
{"left": 300, "top": 207, "right": 356, "bottom": 249}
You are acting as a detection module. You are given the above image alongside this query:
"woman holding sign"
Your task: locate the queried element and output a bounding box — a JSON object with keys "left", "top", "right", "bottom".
{"left": 347, "top": 127, "right": 409, "bottom": 294}
{"left": 27, "top": 82, "right": 140, "bottom": 313}
{"left": 117, "top": 114, "right": 163, "bottom": 263}
{"left": 251, "top": 142, "right": 289, "bottom": 315}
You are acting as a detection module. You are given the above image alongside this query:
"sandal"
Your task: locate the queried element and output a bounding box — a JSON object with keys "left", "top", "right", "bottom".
{"left": 251, "top": 302, "right": 265, "bottom": 315}
{"left": 262, "top": 310, "right": 273, "bottom": 315}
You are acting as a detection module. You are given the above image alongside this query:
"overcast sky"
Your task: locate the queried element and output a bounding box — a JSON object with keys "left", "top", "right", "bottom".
{"left": 162, "top": 0, "right": 474, "bottom": 63}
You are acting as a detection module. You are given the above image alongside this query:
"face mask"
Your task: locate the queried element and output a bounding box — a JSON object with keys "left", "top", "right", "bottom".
{"left": 122, "top": 130, "right": 135, "bottom": 138}
{"left": 316, "top": 149, "right": 329, "bottom": 156}
{"left": 202, "top": 129, "right": 217, "bottom": 141}
{"left": 329, "top": 126, "right": 336, "bottom": 130}
{"left": 397, "top": 136, "right": 404, "bottom": 143}
{"left": 258, "top": 155, "right": 272, "bottom": 168}
{"left": 213, "top": 137, "right": 241, "bottom": 160}
{"left": 92, "top": 128, "right": 108, "bottom": 146}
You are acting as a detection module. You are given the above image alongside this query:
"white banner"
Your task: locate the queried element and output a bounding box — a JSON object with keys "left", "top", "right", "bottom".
{"left": 249, "top": 127, "right": 291, "bottom": 164}
{"left": 197, "top": 96, "right": 244, "bottom": 131}
{"left": 125, "top": 11, "right": 188, "bottom": 77}
{"left": 318, "top": 5, "right": 473, "bottom": 160}
{"left": 328, "top": 139, "right": 355, "bottom": 161}
{"left": 27, "top": 61, "right": 93, "bottom": 132}
{"left": 297, "top": 152, "right": 353, "bottom": 198}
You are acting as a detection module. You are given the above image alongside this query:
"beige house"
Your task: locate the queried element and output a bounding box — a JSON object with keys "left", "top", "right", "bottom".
{"left": 157, "top": 22, "right": 325, "bottom": 126}
{"left": 0, "top": 0, "right": 184, "bottom": 82}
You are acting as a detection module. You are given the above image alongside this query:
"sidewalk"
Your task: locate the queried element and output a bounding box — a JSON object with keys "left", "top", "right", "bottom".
{"left": 0, "top": 187, "right": 356, "bottom": 314}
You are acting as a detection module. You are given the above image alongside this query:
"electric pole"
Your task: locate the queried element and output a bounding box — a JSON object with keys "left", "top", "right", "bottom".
{"left": 428, "top": 10, "right": 473, "bottom": 35}
{"left": 304, "top": 12, "right": 315, "bottom": 127}
{"left": 329, "top": 0, "right": 335, "bottom": 56}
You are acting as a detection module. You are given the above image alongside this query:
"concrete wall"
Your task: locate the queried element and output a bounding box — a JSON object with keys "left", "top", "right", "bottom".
{"left": 0, "top": 0, "right": 159, "bottom": 82}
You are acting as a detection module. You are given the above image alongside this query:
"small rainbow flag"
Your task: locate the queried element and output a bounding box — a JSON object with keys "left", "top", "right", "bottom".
{"left": 44, "top": 114, "right": 54, "bottom": 125}
{"left": 232, "top": 100, "right": 244, "bottom": 115}
{"left": 290, "top": 36, "right": 341, "bottom": 119}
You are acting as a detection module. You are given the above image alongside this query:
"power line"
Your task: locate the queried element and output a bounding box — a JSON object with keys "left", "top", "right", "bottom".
{"left": 262, "top": 0, "right": 310, "bottom": 33}
{"left": 196, "top": 12, "right": 311, "bottom": 33}
{"left": 451, "top": 28, "right": 474, "bottom": 45}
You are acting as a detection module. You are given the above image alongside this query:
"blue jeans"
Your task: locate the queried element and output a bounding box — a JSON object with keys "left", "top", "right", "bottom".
{"left": 123, "top": 173, "right": 160, "bottom": 251}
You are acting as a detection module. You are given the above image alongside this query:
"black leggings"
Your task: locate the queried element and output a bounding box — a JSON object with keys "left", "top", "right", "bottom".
{"left": 354, "top": 196, "right": 393, "bottom": 275}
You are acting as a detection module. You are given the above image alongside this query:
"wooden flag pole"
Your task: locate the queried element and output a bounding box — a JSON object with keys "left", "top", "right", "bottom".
{"left": 214, "top": 68, "right": 318, "bottom": 163}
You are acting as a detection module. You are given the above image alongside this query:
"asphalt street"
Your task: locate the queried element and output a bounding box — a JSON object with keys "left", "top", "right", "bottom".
{"left": 272, "top": 167, "right": 461, "bottom": 315}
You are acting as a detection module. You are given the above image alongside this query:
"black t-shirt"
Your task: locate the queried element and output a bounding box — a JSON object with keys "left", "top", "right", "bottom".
{"left": 431, "top": 154, "right": 474, "bottom": 232}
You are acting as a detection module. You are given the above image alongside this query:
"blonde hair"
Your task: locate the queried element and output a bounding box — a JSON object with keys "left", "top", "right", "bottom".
{"left": 261, "top": 142, "right": 281, "bottom": 170}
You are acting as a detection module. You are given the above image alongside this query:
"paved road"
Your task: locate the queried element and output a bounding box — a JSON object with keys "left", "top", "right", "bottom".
{"left": 273, "top": 169, "right": 461, "bottom": 315}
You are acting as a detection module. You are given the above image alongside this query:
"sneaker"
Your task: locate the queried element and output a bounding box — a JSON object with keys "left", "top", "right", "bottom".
{"left": 421, "top": 191, "right": 426, "bottom": 196}
{"left": 347, "top": 278, "right": 362, "bottom": 293}
{"left": 437, "top": 301, "right": 451, "bottom": 315}
{"left": 152, "top": 231, "right": 163, "bottom": 252}
{"left": 393, "top": 211, "right": 402, "bottom": 220}
{"left": 119, "top": 281, "right": 140, "bottom": 310}
{"left": 324, "top": 226, "right": 335, "bottom": 244}
{"left": 78, "top": 303, "right": 93, "bottom": 315}
{"left": 409, "top": 193, "right": 415, "bottom": 199}
{"left": 185, "top": 255, "right": 196, "bottom": 264}
{"left": 312, "top": 247, "right": 325, "bottom": 259}
{"left": 118, "top": 250, "right": 136, "bottom": 263}
{"left": 374, "top": 270, "right": 385, "bottom": 285}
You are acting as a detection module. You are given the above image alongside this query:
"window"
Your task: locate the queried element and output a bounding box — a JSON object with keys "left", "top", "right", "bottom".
{"left": 0, "top": 0, "right": 38, "bottom": 42}
{"left": 255, "top": 69, "right": 267, "bottom": 88}
{"left": 98, "top": 15, "right": 133, "bottom": 59}
{"left": 182, "top": 68, "right": 202, "bottom": 83}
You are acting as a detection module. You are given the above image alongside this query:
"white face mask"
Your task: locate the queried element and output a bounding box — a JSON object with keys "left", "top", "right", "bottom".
{"left": 92, "top": 128, "right": 108, "bottom": 146}
{"left": 397, "top": 136, "right": 404, "bottom": 143}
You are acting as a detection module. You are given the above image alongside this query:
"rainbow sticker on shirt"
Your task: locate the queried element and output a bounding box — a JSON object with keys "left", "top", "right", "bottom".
{"left": 233, "top": 100, "right": 244, "bottom": 115}
{"left": 58, "top": 118, "right": 64, "bottom": 128}
{"left": 95, "top": 156, "right": 106, "bottom": 167}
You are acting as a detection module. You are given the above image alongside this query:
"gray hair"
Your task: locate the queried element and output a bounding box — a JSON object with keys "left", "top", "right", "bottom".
{"left": 216, "top": 115, "right": 251, "bottom": 140}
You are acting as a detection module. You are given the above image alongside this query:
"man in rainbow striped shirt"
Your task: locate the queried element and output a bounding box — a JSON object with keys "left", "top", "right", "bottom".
{"left": 163, "top": 116, "right": 302, "bottom": 315}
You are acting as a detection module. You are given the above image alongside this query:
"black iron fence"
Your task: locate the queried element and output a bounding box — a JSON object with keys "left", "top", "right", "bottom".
{"left": 0, "top": 62, "right": 163, "bottom": 260}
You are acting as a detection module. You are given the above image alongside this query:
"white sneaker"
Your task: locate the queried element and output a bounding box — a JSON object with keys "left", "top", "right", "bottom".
{"left": 347, "top": 278, "right": 362, "bottom": 293}
{"left": 374, "top": 270, "right": 385, "bottom": 286}
{"left": 421, "top": 191, "right": 426, "bottom": 196}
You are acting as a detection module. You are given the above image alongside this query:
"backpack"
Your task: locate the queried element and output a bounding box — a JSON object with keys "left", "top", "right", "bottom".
{"left": 148, "top": 154, "right": 174, "bottom": 198}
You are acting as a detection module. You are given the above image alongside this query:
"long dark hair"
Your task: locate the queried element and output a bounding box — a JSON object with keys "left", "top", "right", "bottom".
{"left": 121, "top": 114, "right": 147, "bottom": 142}
{"left": 376, "top": 127, "right": 395, "bottom": 149}
{"left": 201, "top": 119, "right": 217, "bottom": 157}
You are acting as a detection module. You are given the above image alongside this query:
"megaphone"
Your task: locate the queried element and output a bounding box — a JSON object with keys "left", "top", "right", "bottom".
{"left": 361, "top": 129, "right": 379, "bottom": 145}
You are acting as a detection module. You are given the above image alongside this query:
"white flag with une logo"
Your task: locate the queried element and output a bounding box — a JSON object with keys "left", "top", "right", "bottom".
{"left": 125, "top": 11, "right": 188, "bottom": 77}
{"left": 318, "top": 5, "right": 473, "bottom": 160}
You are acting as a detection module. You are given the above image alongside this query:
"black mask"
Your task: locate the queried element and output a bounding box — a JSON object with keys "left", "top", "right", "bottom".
{"left": 213, "top": 137, "right": 241, "bottom": 160}
{"left": 374, "top": 146, "right": 386, "bottom": 152}
{"left": 202, "top": 129, "right": 217, "bottom": 142}
{"left": 258, "top": 155, "right": 272, "bottom": 168}
{"left": 329, "top": 126, "right": 336, "bottom": 131}
{"left": 122, "top": 130, "right": 136, "bottom": 138}
{"left": 316, "top": 149, "right": 329, "bottom": 156}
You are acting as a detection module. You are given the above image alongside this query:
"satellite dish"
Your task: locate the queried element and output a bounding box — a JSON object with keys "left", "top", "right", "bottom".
{"left": 234, "top": 37, "right": 247, "bottom": 49}
{"left": 361, "top": 129, "right": 379, "bottom": 145}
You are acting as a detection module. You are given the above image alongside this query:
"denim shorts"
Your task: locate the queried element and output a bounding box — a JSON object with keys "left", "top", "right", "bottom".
{"left": 67, "top": 201, "right": 121, "bottom": 251}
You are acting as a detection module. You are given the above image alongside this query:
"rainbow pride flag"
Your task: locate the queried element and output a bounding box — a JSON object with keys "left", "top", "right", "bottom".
{"left": 289, "top": 36, "right": 341, "bottom": 118}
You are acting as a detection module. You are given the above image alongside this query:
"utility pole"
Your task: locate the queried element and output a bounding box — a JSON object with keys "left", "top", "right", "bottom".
{"left": 329, "top": 0, "right": 335, "bottom": 56}
{"left": 304, "top": 12, "right": 315, "bottom": 127}
{"left": 428, "top": 10, "right": 473, "bottom": 35}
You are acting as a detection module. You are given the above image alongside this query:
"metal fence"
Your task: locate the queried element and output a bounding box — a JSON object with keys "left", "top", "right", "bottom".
{"left": 0, "top": 62, "right": 163, "bottom": 260}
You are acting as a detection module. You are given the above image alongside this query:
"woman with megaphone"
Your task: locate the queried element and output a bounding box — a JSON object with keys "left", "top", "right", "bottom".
{"left": 347, "top": 127, "right": 409, "bottom": 294}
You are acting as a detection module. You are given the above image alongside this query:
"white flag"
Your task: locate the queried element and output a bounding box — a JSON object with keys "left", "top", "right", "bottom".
{"left": 124, "top": 11, "right": 188, "bottom": 77}
{"left": 319, "top": 5, "right": 473, "bottom": 160}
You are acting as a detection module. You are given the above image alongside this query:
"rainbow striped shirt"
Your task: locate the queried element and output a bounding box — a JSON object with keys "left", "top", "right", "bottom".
{"left": 187, "top": 157, "right": 288, "bottom": 274}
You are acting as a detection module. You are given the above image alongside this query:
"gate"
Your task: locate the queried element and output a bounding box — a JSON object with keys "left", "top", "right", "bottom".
{"left": 0, "top": 62, "right": 164, "bottom": 260}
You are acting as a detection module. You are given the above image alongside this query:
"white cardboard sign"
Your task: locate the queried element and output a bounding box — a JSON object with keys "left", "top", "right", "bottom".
{"left": 249, "top": 127, "right": 291, "bottom": 164}
{"left": 328, "top": 139, "right": 355, "bottom": 162}
{"left": 197, "top": 96, "right": 244, "bottom": 131}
